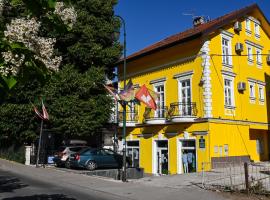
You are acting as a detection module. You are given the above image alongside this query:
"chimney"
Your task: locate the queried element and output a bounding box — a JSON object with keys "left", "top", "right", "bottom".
{"left": 193, "top": 16, "right": 206, "bottom": 27}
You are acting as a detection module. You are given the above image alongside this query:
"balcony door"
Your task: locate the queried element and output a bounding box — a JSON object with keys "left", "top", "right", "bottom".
{"left": 179, "top": 79, "right": 192, "bottom": 115}
{"left": 154, "top": 84, "right": 165, "bottom": 118}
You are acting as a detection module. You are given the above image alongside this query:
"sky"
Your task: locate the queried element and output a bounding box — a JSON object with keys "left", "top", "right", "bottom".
{"left": 114, "top": 0, "right": 270, "bottom": 56}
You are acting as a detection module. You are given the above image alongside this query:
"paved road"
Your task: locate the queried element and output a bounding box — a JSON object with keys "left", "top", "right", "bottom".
{"left": 0, "top": 159, "right": 232, "bottom": 200}
{"left": 0, "top": 168, "right": 124, "bottom": 200}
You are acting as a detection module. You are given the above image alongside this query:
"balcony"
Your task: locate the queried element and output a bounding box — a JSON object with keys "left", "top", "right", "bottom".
{"left": 169, "top": 102, "right": 197, "bottom": 122}
{"left": 118, "top": 111, "right": 138, "bottom": 127}
{"left": 144, "top": 107, "right": 168, "bottom": 125}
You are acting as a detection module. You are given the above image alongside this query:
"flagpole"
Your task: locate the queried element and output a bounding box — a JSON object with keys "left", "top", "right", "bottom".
{"left": 36, "top": 119, "right": 43, "bottom": 168}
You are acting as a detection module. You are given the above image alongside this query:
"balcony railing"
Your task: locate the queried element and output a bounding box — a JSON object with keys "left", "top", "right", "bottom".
{"left": 118, "top": 111, "right": 138, "bottom": 127}
{"left": 144, "top": 107, "right": 168, "bottom": 124}
{"left": 169, "top": 102, "right": 197, "bottom": 122}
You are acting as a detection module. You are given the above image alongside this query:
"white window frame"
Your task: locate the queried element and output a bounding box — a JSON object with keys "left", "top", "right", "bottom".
{"left": 126, "top": 140, "right": 140, "bottom": 168}
{"left": 255, "top": 48, "right": 262, "bottom": 67}
{"left": 254, "top": 22, "right": 260, "bottom": 39}
{"left": 153, "top": 82, "right": 166, "bottom": 118}
{"left": 223, "top": 75, "right": 235, "bottom": 109}
{"left": 248, "top": 81, "right": 256, "bottom": 103}
{"left": 245, "top": 18, "right": 252, "bottom": 35}
{"left": 224, "top": 144, "right": 229, "bottom": 156}
{"left": 221, "top": 34, "right": 233, "bottom": 67}
{"left": 258, "top": 84, "right": 265, "bottom": 104}
{"left": 246, "top": 44, "right": 253, "bottom": 64}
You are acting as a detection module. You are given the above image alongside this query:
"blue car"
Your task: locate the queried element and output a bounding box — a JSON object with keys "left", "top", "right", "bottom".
{"left": 69, "top": 148, "right": 131, "bottom": 170}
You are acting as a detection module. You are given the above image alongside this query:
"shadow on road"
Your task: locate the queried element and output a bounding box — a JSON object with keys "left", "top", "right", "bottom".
{"left": 2, "top": 194, "right": 77, "bottom": 200}
{"left": 0, "top": 175, "right": 28, "bottom": 193}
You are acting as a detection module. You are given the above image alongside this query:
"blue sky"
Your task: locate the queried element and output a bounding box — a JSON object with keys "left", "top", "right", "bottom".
{"left": 114, "top": 0, "right": 270, "bottom": 56}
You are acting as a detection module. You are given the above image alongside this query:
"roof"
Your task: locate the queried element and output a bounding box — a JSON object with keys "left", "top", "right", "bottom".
{"left": 118, "top": 3, "right": 269, "bottom": 64}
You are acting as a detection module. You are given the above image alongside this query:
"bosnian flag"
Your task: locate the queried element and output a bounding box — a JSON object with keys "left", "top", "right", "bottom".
{"left": 135, "top": 84, "right": 157, "bottom": 110}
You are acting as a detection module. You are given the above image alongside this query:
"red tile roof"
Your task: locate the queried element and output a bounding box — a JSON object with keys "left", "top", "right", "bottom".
{"left": 119, "top": 3, "right": 261, "bottom": 64}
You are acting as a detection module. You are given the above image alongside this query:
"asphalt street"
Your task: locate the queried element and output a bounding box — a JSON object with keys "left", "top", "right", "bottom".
{"left": 0, "top": 159, "right": 232, "bottom": 200}
{"left": 0, "top": 168, "right": 124, "bottom": 200}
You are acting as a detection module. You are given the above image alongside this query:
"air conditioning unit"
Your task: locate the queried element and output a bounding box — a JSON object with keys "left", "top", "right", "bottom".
{"left": 267, "top": 55, "right": 270, "bottom": 65}
{"left": 235, "top": 43, "right": 244, "bottom": 53}
{"left": 238, "top": 82, "right": 246, "bottom": 91}
{"left": 234, "top": 21, "right": 242, "bottom": 32}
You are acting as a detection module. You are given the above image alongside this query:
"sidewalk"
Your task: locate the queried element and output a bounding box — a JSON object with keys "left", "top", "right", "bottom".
{"left": 0, "top": 159, "right": 230, "bottom": 200}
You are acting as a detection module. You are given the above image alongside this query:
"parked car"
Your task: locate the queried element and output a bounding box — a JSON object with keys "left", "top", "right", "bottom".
{"left": 53, "top": 146, "right": 88, "bottom": 168}
{"left": 69, "top": 148, "right": 132, "bottom": 170}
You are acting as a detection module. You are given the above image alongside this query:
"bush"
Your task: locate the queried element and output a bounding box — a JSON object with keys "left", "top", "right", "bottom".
{"left": 0, "top": 145, "right": 25, "bottom": 164}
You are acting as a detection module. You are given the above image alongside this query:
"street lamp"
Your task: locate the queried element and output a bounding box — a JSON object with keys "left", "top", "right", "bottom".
{"left": 115, "top": 15, "right": 127, "bottom": 182}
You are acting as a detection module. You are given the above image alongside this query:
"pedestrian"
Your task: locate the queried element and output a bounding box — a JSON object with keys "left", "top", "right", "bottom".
{"left": 187, "top": 151, "right": 194, "bottom": 172}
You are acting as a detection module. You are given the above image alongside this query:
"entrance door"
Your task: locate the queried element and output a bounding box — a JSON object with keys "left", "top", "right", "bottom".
{"left": 156, "top": 141, "right": 168, "bottom": 175}
{"left": 179, "top": 139, "right": 196, "bottom": 174}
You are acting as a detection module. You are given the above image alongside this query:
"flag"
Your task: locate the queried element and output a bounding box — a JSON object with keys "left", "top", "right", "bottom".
{"left": 42, "top": 100, "right": 49, "bottom": 120}
{"left": 34, "top": 106, "right": 45, "bottom": 120}
{"left": 103, "top": 84, "right": 120, "bottom": 102}
{"left": 135, "top": 84, "right": 157, "bottom": 110}
{"left": 119, "top": 79, "right": 135, "bottom": 102}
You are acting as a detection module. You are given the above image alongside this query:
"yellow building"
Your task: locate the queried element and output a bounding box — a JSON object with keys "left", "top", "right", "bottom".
{"left": 117, "top": 4, "right": 270, "bottom": 175}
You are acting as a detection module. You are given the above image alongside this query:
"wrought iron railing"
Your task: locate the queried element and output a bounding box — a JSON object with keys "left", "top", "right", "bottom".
{"left": 118, "top": 111, "right": 138, "bottom": 123}
{"left": 168, "top": 102, "right": 197, "bottom": 117}
{"left": 143, "top": 106, "right": 168, "bottom": 120}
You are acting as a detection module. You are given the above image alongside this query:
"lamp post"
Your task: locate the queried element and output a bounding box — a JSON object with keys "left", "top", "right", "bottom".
{"left": 115, "top": 15, "right": 127, "bottom": 182}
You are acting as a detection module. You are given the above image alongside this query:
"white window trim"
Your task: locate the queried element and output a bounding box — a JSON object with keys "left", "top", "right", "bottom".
{"left": 177, "top": 74, "right": 193, "bottom": 104}
{"left": 254, "top": 22, "right": 260, "bottom": 39}
{"left": 246, "top": 44, "right": 254, "bottom": 65}
{"left": 245, "top": 18, "right": 252, "bottom": 35}
{"left": 153, "top": 81, "right": 166, "bottom": 117}
{"left": 222, "top": 73, "right": 235, "bottom": 109}
{"left": 126, "top": 139, "right": 140, "bottom": 167}
{"left": 221, "top": 32, "right": 233, "bottom": 67}
{"left": 255, "top": 48, "right": 262, "bottom": 67}
{"left": 258, "top": 84, "right": 265, "bottom": 105}
{"left": 248, "top": 81, "right": 256, "bottom": 104}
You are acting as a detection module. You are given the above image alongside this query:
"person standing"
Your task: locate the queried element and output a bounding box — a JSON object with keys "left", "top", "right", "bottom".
{"left": 187, "top": 151, "right": 194, "bottom": 172}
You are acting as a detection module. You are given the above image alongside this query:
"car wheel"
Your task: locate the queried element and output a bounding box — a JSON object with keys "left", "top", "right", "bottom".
{"left": 86, "top": 161, "right": 96, "bottom": 171}
{"left": 65, "top": 159, "right": 71, "bottom": 169}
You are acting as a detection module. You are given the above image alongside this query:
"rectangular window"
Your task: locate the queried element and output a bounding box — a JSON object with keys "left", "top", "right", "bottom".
{"left": 246, "top": 18, "right": 251, "bottom": 33}
{"left": 254, "top": 23, "right": 260, "bottom": 37}
{"left": 247, "top": 46, "right": 253, "bottom": 62}
{"left": 249, "top": 83, "right": 255, "bottom": 99}
{"left": 127, "top": 141, "right": 140, "bottom": 168}
{"left": 219, "top": 146, "right": 223, "bottom": 157}
{"left": 258, "top": 85, "right": 265, "bottom": 102}
{"left": 224, "top": 144, "right": 229, "bottom": 156}
{"left": 214, "top": 146, "right": 218, "bottom": 154}
{"left": 256, "top": 139, "right": 263, "bottom": 154}
{"left": 154, "top": 84, "right": 165, "bottom": 118}
{"left": 256, "top": 49, "right": 262, "bottom": 65}
{"left": 180, "top": 79, "right": 192, "bottom": 115}
{"left": 222, "top": 38, "right": 231, "bottom": 65}
{"left": 224, "top": 79, "right": 233, "bottom": 106}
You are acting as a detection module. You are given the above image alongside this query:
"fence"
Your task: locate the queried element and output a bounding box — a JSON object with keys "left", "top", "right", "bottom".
{"left": 201, "top": 162, "right": 270, "bottom": 195}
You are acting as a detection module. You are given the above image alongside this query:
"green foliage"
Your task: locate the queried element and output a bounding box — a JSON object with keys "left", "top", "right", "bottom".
{"left": 44, "top": 66, "right": 113, "bottom": 137}
{"left": 0, "top": 0, "right": 121, "bottom": 145}
{"left": 0, "top": 145, "right": 25, "bottom": 164}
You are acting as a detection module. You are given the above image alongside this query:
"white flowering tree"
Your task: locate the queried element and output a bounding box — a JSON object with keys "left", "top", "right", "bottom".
{"left": 0, "top": 0, "right": 77, "bottom": 93}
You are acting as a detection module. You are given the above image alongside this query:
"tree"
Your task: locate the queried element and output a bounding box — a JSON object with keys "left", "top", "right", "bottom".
{"left": 0, "top": 0, "right": 121, "bottom": 144}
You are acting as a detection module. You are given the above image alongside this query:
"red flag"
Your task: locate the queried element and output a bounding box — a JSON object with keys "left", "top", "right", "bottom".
{"left": 135, "top": 84, "right": 157, "bottom": 110}
{"left": 42, "top": 100, "right": 49, "bottom": 120}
